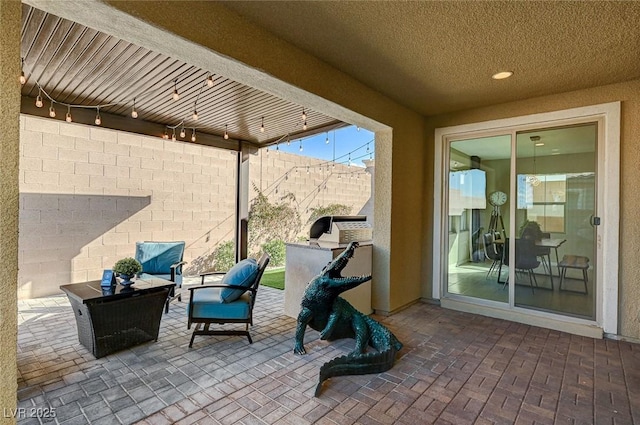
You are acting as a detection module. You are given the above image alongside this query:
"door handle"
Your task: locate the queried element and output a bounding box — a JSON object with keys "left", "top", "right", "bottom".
{"left": 590, "top": 215, "right": 601, "bottom": 226}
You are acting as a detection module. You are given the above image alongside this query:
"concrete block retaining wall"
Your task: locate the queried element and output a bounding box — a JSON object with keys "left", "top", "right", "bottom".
{"left": 18, "top": 115, "right": 371, "bottom": 299}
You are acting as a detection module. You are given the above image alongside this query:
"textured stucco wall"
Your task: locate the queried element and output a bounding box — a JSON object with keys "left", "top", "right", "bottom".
{"left": 424, "top": 79, "right": 640, "bottom": 339}
{"left": 0, "top": 0, "right": 20, "bottom": 422}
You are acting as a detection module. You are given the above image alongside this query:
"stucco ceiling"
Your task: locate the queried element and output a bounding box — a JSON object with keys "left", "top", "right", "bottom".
{"left": 220, "top": 1, "right": 640, "bottom": 116}
{"left": 20, "top": 1, "right": 640, "bottom": 145}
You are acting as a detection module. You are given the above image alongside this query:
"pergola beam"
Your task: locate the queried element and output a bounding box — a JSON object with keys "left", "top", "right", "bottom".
{"left": 21, "top": 96, "right": 245, "bottom": 152}
{"left": 260, "top": 120, "right": 349, "bottom": 147}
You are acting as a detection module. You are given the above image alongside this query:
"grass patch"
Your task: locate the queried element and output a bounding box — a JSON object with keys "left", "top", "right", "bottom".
{"left": 260, "top": 267, "right": 285, "bottom": 290}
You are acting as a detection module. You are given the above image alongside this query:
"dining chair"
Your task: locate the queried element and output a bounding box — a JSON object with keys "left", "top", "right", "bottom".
{"left": 483, "top": 233, "right": 503, "bottom": 279}
{"left": 500, "top": 238, "right": 539, "bottom": 294}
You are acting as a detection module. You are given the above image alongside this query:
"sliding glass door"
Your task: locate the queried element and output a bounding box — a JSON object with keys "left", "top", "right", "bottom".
{"left": 444, "top": 124, "right": 598, "bottom": 320}
{"left": 446, "top": 135, "right": 511, "bottom": 304}
{"left": 514, "top": 124, "right": 597, "bottom": 319}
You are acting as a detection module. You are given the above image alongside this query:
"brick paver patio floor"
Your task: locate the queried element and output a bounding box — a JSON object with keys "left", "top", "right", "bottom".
{"left": 17, "top": 284, "right": 640, "bottom": 424}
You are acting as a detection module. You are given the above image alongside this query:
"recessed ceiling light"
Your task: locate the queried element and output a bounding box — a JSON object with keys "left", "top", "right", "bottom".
{"left": 492, "top": 71, "right": 513, "bottom": 80}
{"left": 535, "top": 142, "right": 545, "bottom": 147}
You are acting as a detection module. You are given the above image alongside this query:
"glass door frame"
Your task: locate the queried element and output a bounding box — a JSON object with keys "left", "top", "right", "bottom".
{"left": 432, "top": 102, "right": 620, "bottom": 336}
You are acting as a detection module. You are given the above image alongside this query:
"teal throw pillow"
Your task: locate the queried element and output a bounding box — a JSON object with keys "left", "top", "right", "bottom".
{"left": 220, "top": 258, "right": 259, "bottom": 303}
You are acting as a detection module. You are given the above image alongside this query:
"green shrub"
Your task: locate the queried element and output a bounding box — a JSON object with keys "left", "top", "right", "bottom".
{"left": 262, "top": 239, "right": 286, "bottom": 266}
{"left": 248, "top": 184, "right": 302, "bottom": 254}
{"left": 212, "top": 240, "right": 235, "bottom": 272}
{"left": 307, "top": 203, "right": 352, "bottom": 224}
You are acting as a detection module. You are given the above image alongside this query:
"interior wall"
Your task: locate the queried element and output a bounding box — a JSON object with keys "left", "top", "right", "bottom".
{"left": 0, "top": 0, "right": 21, "bottom": 420}
{"left": 424, "top": 78, "right": 640, "bottom": 339}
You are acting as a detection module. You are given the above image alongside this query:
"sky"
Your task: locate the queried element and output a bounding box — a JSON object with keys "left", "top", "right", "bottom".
{"left": 266, "top": 125, "right": 374, "bottom": 167}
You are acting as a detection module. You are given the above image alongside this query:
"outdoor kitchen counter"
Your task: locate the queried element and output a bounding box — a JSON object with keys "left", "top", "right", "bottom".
{"left": 283, "top": 241, "right": 372, "bottom": 318}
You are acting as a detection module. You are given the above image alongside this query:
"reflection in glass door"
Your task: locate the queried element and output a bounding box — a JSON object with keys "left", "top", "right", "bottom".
{"left": 446, "top": 135, "right": 511, "bottom": 304}
{"left": 514, "top": 124, "right": 597, "bottom": 319}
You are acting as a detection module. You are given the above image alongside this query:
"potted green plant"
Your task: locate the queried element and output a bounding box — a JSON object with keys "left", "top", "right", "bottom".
{"left": 113, "top": 257, "right": 142, "bottom": 286}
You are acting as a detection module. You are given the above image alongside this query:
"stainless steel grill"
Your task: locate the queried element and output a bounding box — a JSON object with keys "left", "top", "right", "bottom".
{"left": 309, "top": 215, "right": 372, "bottom": 244}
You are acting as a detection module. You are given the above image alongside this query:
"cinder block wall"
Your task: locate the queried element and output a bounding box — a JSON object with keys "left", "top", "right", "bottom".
{"left": 250, "top": 149, "right": 372, "bottom": 223}
{"left": 19, "top": 115, "right": 371, "bottom": 299}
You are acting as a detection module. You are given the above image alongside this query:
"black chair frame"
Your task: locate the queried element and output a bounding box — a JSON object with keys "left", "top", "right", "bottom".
{"left": 483, "top": 232, "right": 503, "bottom": 279}
{"left": 499, "top": 238, "right": 539, "bottom": 294}
{"left": 187, "top": 253, "right": 269, "bottom": 347}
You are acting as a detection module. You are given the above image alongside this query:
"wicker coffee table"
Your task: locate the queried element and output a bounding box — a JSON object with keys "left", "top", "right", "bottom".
{"left": 60, "top": 277, "right": 175, "bottom": 358}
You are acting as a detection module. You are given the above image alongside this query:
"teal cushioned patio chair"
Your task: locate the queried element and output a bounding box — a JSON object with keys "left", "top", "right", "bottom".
{"left": 135, "top": 241, "right": 187, "bottom": 313}
{"left": 187, "top": 253, "right": 269, "bottom": 347}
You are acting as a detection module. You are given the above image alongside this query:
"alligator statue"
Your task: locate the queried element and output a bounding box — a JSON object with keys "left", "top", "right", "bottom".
{"left": 293, "top": 241, "right": 403, "bottom": 396}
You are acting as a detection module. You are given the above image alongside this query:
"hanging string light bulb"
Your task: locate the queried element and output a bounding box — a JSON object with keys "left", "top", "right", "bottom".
{"left": 172, "top": 79, "right": 180, "bottom": 101}
{"left": 19, "top": 58, "right": 26, "bottom": 85}
{"left": 325, "top": 132, "right": 329, "bottom": 144}
{"left": 224, "top": 124, "right": 229, "bottom": 140}
{"left": 306, "top": 166, "right": 310, "bottom": 174}
{"left": 35, "top": 88, "right": 43, "bottom": 108}
{"left": 276, "top": 143, "right": 280, "bottom": 153}
{"left": 163, "top": 128, "right": 169, "bottom": 139}
{"left": 131, "top": 98, "right": 138, "bottom": 118}
{"left": 65, "top": 105, "right": 72, "bottom": 122}
{"left": 528, "top": 136, "right": 541, "bottom": 186}
{"left": 366, "top": 142, "right": 370, "bottom": 152}
{"left": 179, "top": 126, "right": 186, "bottom": 138}
{"left": 191, "top": 128, "right": 196, "bottom": 142}
{"left": 299, "top": 140, "right": 303, "bottom": 152}
{"left": 302, "top": 120, "right": 307, "bottom": 130}
{"left": 48, "top": 100, "right": 56, "bottom": 118}
{"left": 206, "top": 74, "right": 214, "bottom": 87}
{"left": 301, "top": 108, "right": 306, "bottom": 121}
{"left": 287, "top": 138, "right": 290, "bottom": 146}
{"left": 260, "top": 116, "right": 265, "bottom": 133}
{"left": 171, "top": 129, "right": 176, "bottom": 141}
{"left": 94, "top": 107, "right": 101, "bottom": 125}
{"left": 192, "top": 108, "right": 198, "bottom": 120}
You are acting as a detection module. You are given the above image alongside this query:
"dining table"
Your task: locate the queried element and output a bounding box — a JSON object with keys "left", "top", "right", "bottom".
{"left": 494, "top": 237, "right": 567, "bottom": 289}
{"left": 536, "top": 238, "right": 567, "bottom": 287}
